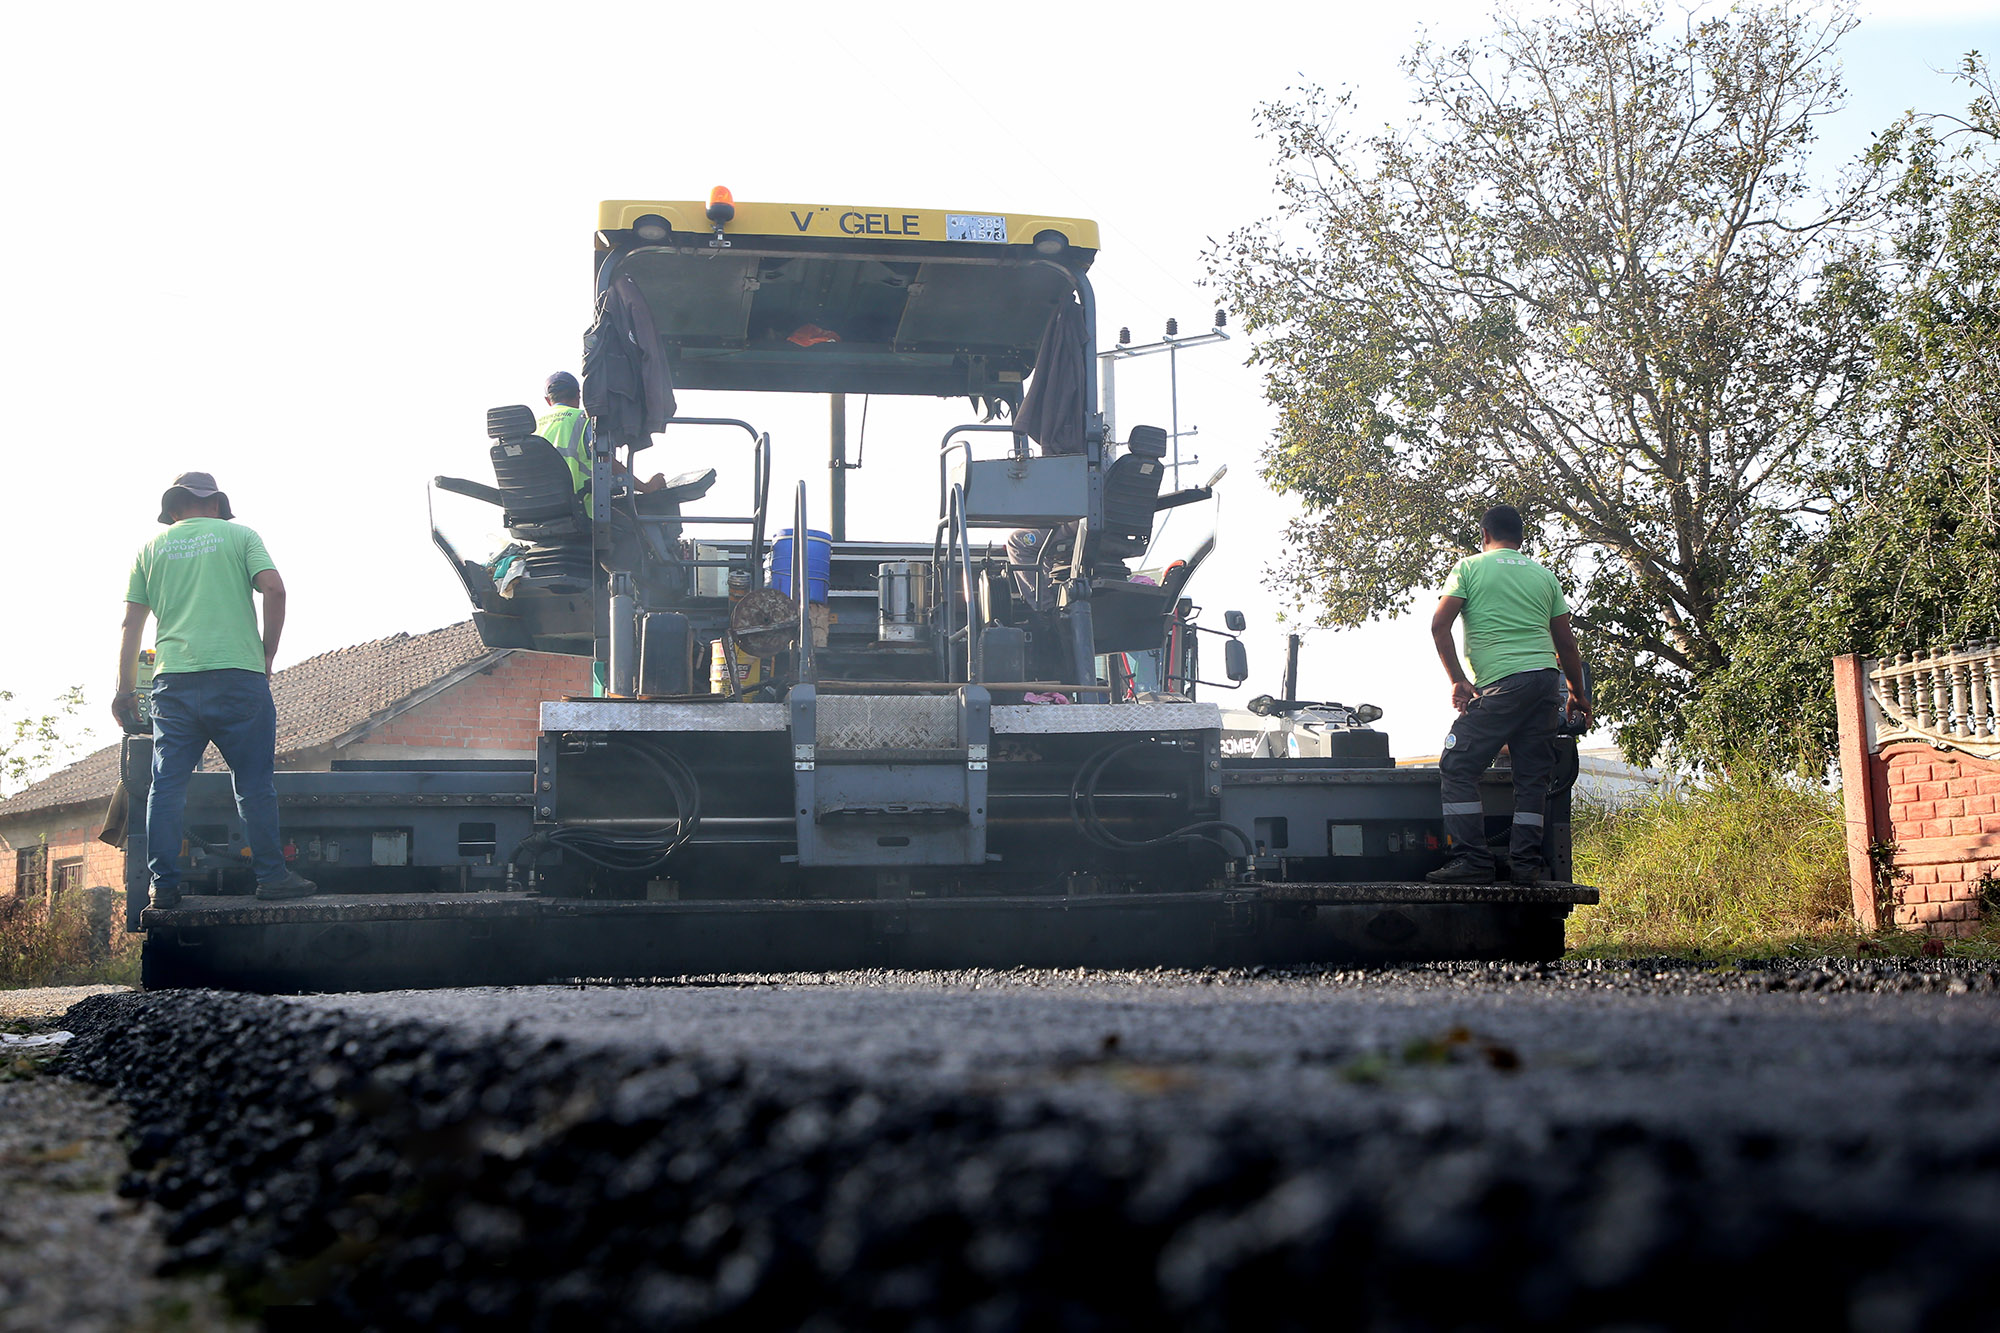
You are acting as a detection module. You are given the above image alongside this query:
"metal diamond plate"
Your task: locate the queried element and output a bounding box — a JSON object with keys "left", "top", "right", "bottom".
{"left": 816, "top": 694, "right": 960, "bottom": 749}
{"left": 541, "top": 702, "right": 789, "bottom": 732}
{"left": 991, "top": 702, "right": 1222, "bottom": 734}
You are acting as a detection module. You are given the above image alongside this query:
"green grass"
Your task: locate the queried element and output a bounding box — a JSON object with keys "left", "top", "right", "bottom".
{"left": 1568, "top": 773, "right": 2000, "bottom": 960}
{"left": 0, "top": 895, "right": 140, "bottom": 989}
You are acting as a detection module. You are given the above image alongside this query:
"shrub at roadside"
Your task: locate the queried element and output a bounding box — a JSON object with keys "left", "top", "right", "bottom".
{"left": 1569, "top": 775, "right": 1857, "bottom": 955}
{"left": 0, "top": 893, "right": 138, "bottom": 989}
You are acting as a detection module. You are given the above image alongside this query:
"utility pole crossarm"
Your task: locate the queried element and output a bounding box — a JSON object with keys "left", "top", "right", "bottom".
{"left": 1096, "top": 314, "right": 1231, "bottom": 488}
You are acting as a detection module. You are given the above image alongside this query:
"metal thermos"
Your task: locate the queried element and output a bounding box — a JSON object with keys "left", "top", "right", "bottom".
{"left": 877, "top": 562, "right": 929, "bottom": 642}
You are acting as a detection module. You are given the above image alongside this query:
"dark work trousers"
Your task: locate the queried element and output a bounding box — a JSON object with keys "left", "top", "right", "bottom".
{"left": 147, "top": 669, "right": 283, "bottom": 891}
{"left": 1438, "top": 668, "right": 1564, "bottom": 873}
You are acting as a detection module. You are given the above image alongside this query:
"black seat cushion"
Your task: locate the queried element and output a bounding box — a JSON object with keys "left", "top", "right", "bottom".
{"left": 1099, "top": 451, "right": 1165, "bottom": 559}
{"left": 491, "top": 435, "right": 584, "bottom": 535}
{"left": 517, "top": 545, "right": 595, "bottom": 593}
{"left": 1124, "top": 424, "right": 1168, "bottom": 459}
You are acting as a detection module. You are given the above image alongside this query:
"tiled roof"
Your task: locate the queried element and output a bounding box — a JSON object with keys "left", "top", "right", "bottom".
{"left": 267, "top": 620, "right": 497, "bottom": 754}
{"left": 0, "top": 622, "right": 499, "bottom": 822}
{"left": 0, "top": 743, "right": 122, "bottom": 823}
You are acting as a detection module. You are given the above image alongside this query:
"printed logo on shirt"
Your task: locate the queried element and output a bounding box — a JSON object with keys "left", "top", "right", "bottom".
{"left": 1444, "top": 732, "right": 1458, "bottom": 749}
{"left": 160, "top": 531, "right": 224, "bottom": 561}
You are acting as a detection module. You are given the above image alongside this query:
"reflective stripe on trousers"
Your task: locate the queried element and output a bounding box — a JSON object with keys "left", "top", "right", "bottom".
{"left": 1437, "top": 668, "right": 1563, "bottom": 871}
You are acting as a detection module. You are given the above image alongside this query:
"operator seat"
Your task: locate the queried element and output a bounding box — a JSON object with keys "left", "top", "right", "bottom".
{"left": 1086, "top": 423, "right": 1173, "bottom": 653}
{"left": 482, "top": 406, "right": 594, "bottom": 592}
{"left": 1092, "top": 424, "right": 1168, "bottom": 572}
{"left": 1005, "top": 425, "right": 1176, "bottom": 657}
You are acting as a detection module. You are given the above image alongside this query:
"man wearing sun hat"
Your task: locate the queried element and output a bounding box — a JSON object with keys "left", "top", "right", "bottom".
{"left": 114, "top": 472, "right": 317, "bottom": 908}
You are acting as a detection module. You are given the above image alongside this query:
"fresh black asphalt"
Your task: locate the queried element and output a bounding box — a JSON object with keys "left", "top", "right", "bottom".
{"left": 62, "top": 961, "right": 2000, "bottom": 1330}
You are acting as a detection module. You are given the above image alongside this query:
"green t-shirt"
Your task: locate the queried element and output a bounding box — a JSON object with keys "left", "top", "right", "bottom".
{"left": 1441, "top": 548, "right": 1571, "bottom": 685}
{"left": 125, "top": 518, "right": 277, "bottom": 676}
{"left": 537, "top": 406, "right": 592, "bottom": 493}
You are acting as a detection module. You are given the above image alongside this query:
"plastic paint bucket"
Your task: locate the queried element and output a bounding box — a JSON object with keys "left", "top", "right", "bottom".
{"left": 767, "top": 528, "right": 832, "bottom": 603}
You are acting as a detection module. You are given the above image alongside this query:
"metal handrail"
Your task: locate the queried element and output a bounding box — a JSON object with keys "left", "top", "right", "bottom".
{"left": 931, "top": 510, "right": 957, "bottom": 682}
{"left": 645, "top": 417, "right": 771, "bottom": 590}
{"left": 938, "top": 484, "right": 979, "bottom": 683}
{"left": 751, "top": 432, "right": 771, "bottom": 590}
{"left": 793, "top": 481, "right": 814, "bottom": 683}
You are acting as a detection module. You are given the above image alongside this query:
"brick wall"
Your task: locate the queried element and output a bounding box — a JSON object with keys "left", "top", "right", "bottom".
{"left": 1880, "top": 744, "right": 2000, "bottom": 936}
{"left": 0, "top": 814, "right": 123, "bottom": 898}
{"left": 0, "top": 810, "right": 134, "bottom": 949}
{"left": 359, "top": 653, "right": 592, "bottom": 756}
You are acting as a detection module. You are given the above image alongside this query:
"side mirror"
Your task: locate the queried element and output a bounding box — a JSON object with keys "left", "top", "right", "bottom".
{"left": 1247, "top": 693, "right": 1276, "bottom": 716}
{"left": 1225, "top": 639, "right": 1249, "bottom": 683}
{"left": 1224, "top": 610, "right": 1247, "bottom": 632}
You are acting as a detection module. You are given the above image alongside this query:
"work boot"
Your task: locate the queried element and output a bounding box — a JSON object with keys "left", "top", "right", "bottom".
{"left": 148, "top": 883, "right": 181, "bottom": 911}
{"left": 1510, "top": 862, "right": 1551, "bottom": 886}
{"left": 255, "top": 870, "right": 318, "bottom": 901}
{"left": 1426, "top": 856, "right": 1496, "bottom": 885}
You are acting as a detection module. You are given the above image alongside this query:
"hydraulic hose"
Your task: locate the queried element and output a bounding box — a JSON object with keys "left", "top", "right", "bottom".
{"left": 512, "top": 737, "right": 704, "bottom": 879}
{"left": 1067, "top": 740, "right": 1255, "bottom": 860}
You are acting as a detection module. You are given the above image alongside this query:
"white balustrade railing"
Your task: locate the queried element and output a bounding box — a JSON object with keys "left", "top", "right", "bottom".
{"left": 1867, "top": 641, "right": 2000, "bottom": 759}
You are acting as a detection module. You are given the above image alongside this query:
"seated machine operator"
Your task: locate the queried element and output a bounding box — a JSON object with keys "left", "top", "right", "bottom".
{"left": 538, "top": 371, "right": 668, "bottom": 500}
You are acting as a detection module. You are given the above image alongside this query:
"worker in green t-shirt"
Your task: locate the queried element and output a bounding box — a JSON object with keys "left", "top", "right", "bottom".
{"left": 1426, "top": 504, "right": 1592, "bottom": 885}
{"left": 114, "top": 472, "right": 317, "bottom": 909}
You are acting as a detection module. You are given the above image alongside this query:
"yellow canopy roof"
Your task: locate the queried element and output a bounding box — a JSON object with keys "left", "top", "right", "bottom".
{"left": 591, "top": 196, "right": 1099, "bottom": 399}
{"left": 597, "top": 199, "right": 1099, "bottom": 252}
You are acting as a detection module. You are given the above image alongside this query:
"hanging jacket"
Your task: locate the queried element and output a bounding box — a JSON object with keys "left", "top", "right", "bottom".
{"left": 582, "top": 272, "right": 677, "bottom": 451}
{"left": 1014, "top": 295, "right": 1088, "bottom": 456}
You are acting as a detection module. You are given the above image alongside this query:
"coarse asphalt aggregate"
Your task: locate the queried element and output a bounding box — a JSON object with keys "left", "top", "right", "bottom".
{"left": 60, "top": 959, "right": 2000, "bottom": 1330}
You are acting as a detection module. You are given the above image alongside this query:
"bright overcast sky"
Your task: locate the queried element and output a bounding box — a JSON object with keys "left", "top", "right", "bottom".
{"left": 1, "top": 0, "right": 1992, "bottom": 770}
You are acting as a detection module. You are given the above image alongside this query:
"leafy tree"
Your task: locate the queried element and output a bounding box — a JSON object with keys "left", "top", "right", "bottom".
{"left": 0, "top": 686, "right": 88, "bottom": 797}
{"left": 1837, "top": 53, "right": 1999, "bottom": 642}
{"left": 1685, "top": 53, "right": 2000, "bottom": 768}
{"left": 1208, "top": 2, "right": 1880, "bottom": 764}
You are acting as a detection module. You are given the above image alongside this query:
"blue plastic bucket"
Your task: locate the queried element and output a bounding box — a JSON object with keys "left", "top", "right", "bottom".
{"left": 767, "top": 528, "right": 832, "bottom": 603}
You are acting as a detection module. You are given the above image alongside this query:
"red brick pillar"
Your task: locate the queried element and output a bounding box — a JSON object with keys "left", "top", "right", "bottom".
{"left": 1833, "top": 654, "right": 1884, "bottom": 932}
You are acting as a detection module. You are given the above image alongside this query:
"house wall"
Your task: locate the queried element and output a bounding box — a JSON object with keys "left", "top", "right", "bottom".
{"left": 0, "top": 811, "right": 122, "bottom": 900}
{"left": 1878, "top": 743, "right": 2000, "bottom": 937}
{"left": 1, "top": 809, "right": 135, "bottom": 956}
{"left": 353, "top": 652, "right": 593, "bottom": 758}
{"left": 1835, "top": 654, "right": 1999, "bottom": 939}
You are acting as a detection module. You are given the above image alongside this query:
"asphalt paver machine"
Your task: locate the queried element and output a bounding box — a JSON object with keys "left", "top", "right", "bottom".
{"left": 132, "top": 195, "right": 1594, "bottom": 991}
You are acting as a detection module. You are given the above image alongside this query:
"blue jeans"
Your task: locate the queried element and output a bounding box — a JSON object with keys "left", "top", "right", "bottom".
{"left": 147, "top": 669, "right": 283, "bottom": 890}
